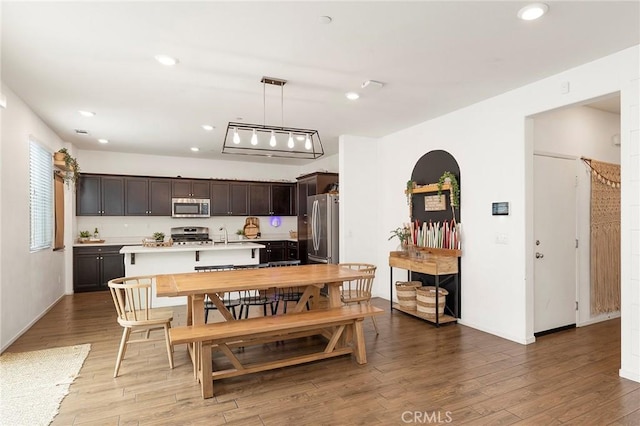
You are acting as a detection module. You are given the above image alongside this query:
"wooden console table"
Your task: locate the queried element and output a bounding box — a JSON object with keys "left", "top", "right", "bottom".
{"left": 389, "top": 250, "right": 459, "bottom": 326}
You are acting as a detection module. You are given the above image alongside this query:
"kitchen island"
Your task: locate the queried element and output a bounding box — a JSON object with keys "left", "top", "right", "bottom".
{"left": 120, "top": 242, "right": 265, "bottom": 307}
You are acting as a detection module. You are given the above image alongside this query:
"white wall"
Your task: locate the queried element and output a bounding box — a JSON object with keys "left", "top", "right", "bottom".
{"left": 621, "top": 76, "right": 640, "bottom": 382}
{"left": 339, "top": 135, "right": 379, "bottom": 265}
{"left": 342, "top": 46, "right": 639, "bottom": 382}
{"left": 0, "top": 84, "right": 68, "bottom": 351}
{"left": 532, "top": 105, "right": 621, "bottom": 327}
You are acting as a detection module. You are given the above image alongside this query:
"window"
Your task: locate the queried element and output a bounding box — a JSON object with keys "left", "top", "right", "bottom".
{"left": 30, "top": 138, "right": 53, "bottom": 251}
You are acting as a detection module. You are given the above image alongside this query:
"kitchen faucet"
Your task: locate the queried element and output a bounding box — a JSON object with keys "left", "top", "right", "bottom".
{"left": 219, "top": 226, "right": 228, "bottom": 244}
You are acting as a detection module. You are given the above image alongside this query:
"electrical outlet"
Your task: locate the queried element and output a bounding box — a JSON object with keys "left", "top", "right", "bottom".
{"left": 495, "top": 233, "right": 508, "bottom": 244}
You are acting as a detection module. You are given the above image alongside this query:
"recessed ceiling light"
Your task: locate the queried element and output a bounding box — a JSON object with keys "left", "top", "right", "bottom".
{"left": 78, "top": 110, "right": 95, "bottom": 117}
{"left": 201, "top": 124, "right": 214, "bottom": 131}
{"left": 318, "top": 16, "right": 332, "bottom": 24}
{"left": 345, "top": 92, "right": 360, "bottom": 101}
{"left": 190, "top": 147, "right": 200, "bottom": 152}
{"left": 517, "top": 3, "right": 549, "bottom": 21}
{"left": 98, "top": 138, "right": 109, "bottom": 144}
{"left": 154, "top": 54, "right": 179, "bottom": 66}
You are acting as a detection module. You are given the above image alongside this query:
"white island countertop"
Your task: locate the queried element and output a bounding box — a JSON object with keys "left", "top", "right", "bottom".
{"left": 120, "top": 241, "right": 266, "bottom": 307}
{"left": 120, "top": 241, "right": 265, "bottom": 254}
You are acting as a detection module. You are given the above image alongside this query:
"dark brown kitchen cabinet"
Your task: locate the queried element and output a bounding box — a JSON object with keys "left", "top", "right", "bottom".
{"left": 76, "top": 174, "right": 125, "bottom": 216}
{"left": 229, "top": 183, "right": 249, "bottom": 216}
{"left": 249, "top": 183, "right": 296, "bottom": 216}
{"left": 210, "top": 181, "right": 230, "bottom": 215}
{"left": 296, "top": 172, "right": 338, "bottom": 263}
{"left": 259, "top": 241, "right": 287, "bottom": 263}
{"left": 271, "top": 184, "right": 296, "bottom": 215}
{"left": 172, "top": 179, "right": 210, "bottom": 198}
{"left": 287, "top": 241, "right": 298, "bottom": 261}
{"left": 125, "top": 177, "right": 172, "bottom": 216}
{"left": 211, "top": 181, "right": 249, "bottom": 215}
{"left": 249, "top": 183, "right": 271, "bottom": 215}
{"left": 73, "top": 245, "right": 124, "bottom": 292}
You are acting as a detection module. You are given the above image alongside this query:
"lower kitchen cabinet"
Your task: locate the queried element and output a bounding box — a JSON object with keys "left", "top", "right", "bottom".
{"left": 259, "top": 240, "right": 299, "bottom": 263}
{"left": 73, "top": 245, "right": 124, "bottom": 292}
{"left": 287, "top": 241, "right": 298, "bottom": 261}
{"left": 259, "top": 241, "right": 287, "bottom": 263}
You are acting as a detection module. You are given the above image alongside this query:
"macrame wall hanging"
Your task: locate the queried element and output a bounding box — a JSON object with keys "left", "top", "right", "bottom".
{"left": 582, "top": 157, "right": 620, "bottom": 314}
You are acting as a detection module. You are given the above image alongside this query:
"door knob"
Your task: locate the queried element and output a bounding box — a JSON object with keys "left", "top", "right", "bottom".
{"left": 535, "top": 252, "right": 544, "bottom": 259}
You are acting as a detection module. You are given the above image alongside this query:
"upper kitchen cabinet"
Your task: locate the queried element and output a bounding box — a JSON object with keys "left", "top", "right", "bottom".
{"left": 210, "top": 181, "right": 250, "bottom": 215}
{"left": 230, "top": 183, "right": 249, "bottom": 216}
{"left": 271, "top": 184, "right": 296, "bottom": 215}
{"left": 125, "top": 177, "right": 172, "bottom": 216}
{"left": 171, "top": 179, "right": 210, "bottom": 199}
{"left": 77, "top": 174, "right": 125, "bottom": 216}
{"left": 249, "top": 183, "right": 296, "bottom": 216}
{"left": 210, "top": 181, "right": 230, "bottom": 215}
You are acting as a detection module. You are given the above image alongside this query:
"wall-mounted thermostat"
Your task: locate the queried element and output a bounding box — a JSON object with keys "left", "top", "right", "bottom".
{"left": 492, "top": 202, "right": 509, "bottom": 216}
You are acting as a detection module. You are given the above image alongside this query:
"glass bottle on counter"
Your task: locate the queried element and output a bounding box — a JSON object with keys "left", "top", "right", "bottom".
{"left": 93, "top": 227, "right": 99, "bottom": 239}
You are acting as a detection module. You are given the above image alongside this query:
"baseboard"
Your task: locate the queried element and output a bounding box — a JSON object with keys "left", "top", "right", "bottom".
{"left": 0, "top": 294, "right": 65, "bottom": 353}
{"left": 619, "top": 368, "right": 640, "bottom": 383}
{"left": 456, "top": 319, "right": 533, "bottom": 345}
{"left": 577, "top": 311, "right": 621, "bottom": 327}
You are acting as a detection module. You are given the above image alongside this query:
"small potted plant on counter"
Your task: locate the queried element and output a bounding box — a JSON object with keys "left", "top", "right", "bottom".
{"left": 235, "top": 229, "right": 244, "bottom": 240}
{"left": 79, "top": 230, "right": 91, "bottom": 242}
{"left": 153, "top": 232, "right": 165, "bottom": 242}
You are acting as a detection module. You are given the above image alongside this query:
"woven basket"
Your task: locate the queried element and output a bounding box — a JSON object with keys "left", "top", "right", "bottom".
{"left": 395, "top": 281, "right": 422, "bottom": 310}
{"left": 416, "top": 286, "right": 449, "bottom": 317}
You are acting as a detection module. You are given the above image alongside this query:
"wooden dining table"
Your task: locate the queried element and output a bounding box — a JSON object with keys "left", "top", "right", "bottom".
{"left": 155, "top": 263, "right": 373, "bottom": 327}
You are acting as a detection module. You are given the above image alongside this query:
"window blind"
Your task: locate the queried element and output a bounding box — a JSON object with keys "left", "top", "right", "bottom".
{"left": 30, "top": 139, "right": 53, "bottom": 251}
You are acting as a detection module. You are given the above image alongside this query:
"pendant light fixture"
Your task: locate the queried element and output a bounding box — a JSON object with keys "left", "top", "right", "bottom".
{"left": 222, "top": 76, "right": 324, "bottom": 159}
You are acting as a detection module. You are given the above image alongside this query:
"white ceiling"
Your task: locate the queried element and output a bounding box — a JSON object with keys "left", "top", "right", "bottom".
{"left": 2, "top": 1, "right": 638, "bottom": 165}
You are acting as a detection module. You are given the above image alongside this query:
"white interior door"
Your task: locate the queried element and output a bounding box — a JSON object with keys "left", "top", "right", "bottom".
{"left": 534, "top": 155, "right": 577, "bottom": 333}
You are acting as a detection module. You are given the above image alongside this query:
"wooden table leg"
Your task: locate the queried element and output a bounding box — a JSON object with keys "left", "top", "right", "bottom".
{"left": 190, "top": 294, "right": 205, "bottom": 378}
{"left": 200, "top": 341, "right": 213, "bottom": 399}
{"left": 352, "top": 319, "right": 367, "bottom": 364}
{"left": 327, "top": 281, "right": 342, "bottom": 308}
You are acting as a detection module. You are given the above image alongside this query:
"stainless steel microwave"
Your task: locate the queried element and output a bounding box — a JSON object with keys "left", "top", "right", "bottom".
{"left": 171, "top": 198, "right": 210, "bottom": 218}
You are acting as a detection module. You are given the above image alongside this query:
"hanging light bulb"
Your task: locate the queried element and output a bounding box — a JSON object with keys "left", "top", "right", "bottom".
{"left": 251, "top": 129, "right": 258, "bottom": 145}
{"left": 287, "top": 132, "right": 294, "bottom": 149}
{"left": 269, "top": 130, "right": 277, "bottom": 147}
{"left": 304, "top": 134, "right": 312, "bottom": 150}
{"left": 233, "top": 127, "right": 240, "bottom": 144}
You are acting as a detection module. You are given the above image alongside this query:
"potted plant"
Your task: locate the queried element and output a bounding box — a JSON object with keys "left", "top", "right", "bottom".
{"left": 153, "top": 232, "right": 165, "bottom": 242}
{"left": 235, "top": 229, "right": 244, "bottom": 240}
{"left": 79, "top": 230, "right": 91, "bottom": 242}
{"left": 388, "top": 226, "right": 412, "bottom": 250}
{"left": 55, "top": 148, "right": 80, "bottom": 187}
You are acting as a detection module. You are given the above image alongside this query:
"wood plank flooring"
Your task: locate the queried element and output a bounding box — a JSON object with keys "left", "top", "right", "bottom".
{"left": 4, "top": 292, "right": 639, "bottom": 425}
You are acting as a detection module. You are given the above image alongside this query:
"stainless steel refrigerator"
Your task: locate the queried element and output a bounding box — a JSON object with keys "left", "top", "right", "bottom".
{"left": 307, "top": 193, "right": 339, "bottom": 264}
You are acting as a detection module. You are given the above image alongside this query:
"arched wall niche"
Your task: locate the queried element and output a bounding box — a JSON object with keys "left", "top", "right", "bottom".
{"left": 408, "top": 149, "right": 462, "bottom": 317}
{"left": 410, "top": 149, "right": 461, "bottom": 224}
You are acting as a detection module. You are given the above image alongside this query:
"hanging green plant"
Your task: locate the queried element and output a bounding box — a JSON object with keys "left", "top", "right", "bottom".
{"left": 437, "top": 171, "right": 460, "bottom": 208}
{"left": 55, "top": 148, "right": 80, "bottom": 188}
{"left": 405, "top": 179, "right": 415, "bottom": 205}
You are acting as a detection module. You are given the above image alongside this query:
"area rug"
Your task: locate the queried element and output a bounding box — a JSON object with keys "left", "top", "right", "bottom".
{"left": 0, "top": 344, "right": 91, "bottom": 426}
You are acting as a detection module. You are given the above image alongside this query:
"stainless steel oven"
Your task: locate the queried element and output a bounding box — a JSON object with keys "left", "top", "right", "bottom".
{"left": 171, "top": 198, "right": 210, "bottom": 218}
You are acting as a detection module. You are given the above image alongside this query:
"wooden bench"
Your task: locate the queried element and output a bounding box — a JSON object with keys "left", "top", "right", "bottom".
{"left": 170, "top": 304, "right": 383, "bottom": 398}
